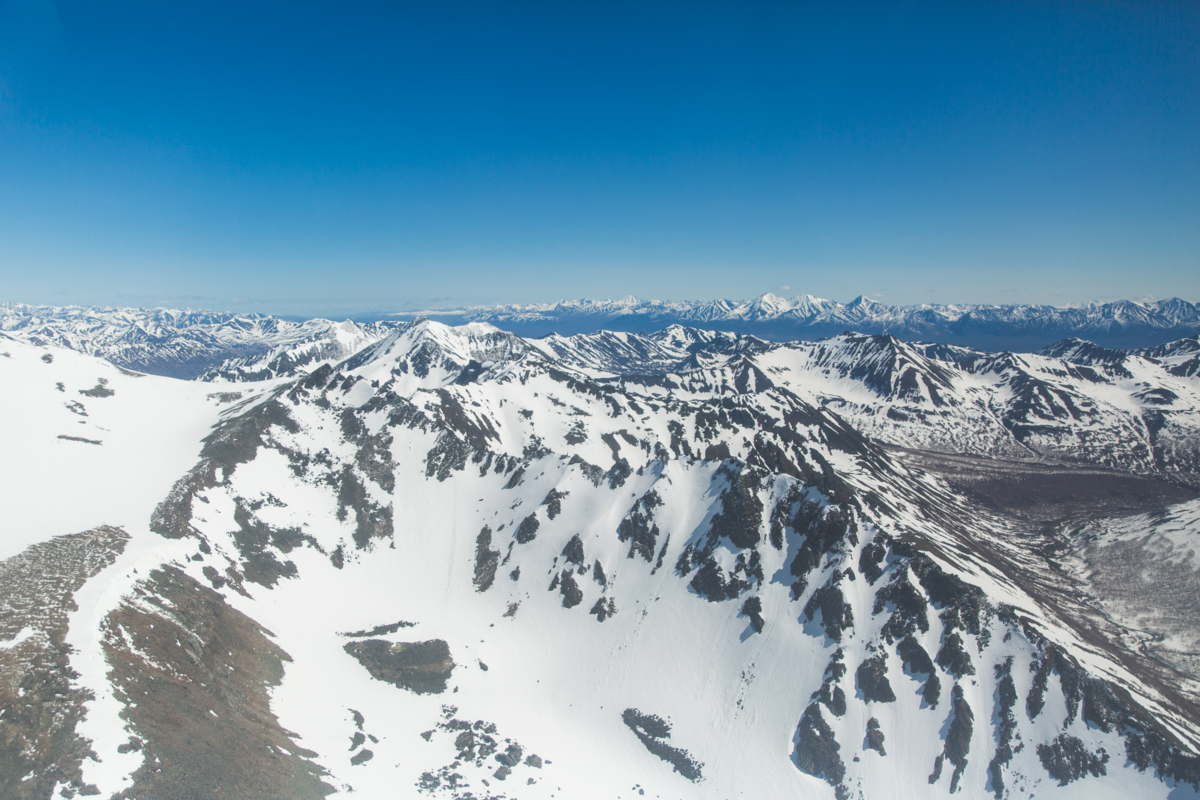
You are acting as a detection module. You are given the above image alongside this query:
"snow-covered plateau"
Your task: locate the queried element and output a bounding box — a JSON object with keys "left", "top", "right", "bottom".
{"left": 2, "top": 309, "right": 1200, "bottom": 800}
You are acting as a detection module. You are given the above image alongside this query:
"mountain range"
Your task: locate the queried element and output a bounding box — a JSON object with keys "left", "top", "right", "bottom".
{"left": 1, "top": 304, "right": 1199, "bottom": 799}
{"left": 398, "top": 294, "right": 1200, "bottom": 352}
{"left": 4, "top": 295, "right": 1200, "bottom": 382}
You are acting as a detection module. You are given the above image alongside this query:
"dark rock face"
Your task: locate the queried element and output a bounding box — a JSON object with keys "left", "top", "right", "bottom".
{"left": 558, "top": 571, "right": 584, "bottom": 608}
{"left": 858, "top": 539, "right": 886, "bottom": 584}
{"left": 689, "top": 559, "right": 732, "bottom": 602}
{"left": 343, "top": 639, "right": 455, "bottom": 695}
{"left": 804, "top": 577, "right": 854, "bottom": 643}
{"left": 987, "top": 658, "right": 1018, "bottom": 798}
{"left": 897, "top": 636, "right": 940, "bottom": 708}
{"left": 472, "top": 526, "right": 500, "bottom": 592}
{"left": 912, "top": 556, "right": 987, "bottom": 638}
{"left": 708, "top": 466, "right": 764, "bottom": 549}
{"left": 856, "top": 654, "right": 896, "bottom": 703}
{"left": 336, "top": 465, "right": 396, "bottom": 554}
{"left": 541, "top": 488, "right": 569, "bottom": 519}
{"left": 340, "top": 620, "right": 416, "bottom": 638}
{"left": 936, "top": 632, "right": 975, "bottom": 679}
{"left": 621, "top": 709, "right": 703, "bottom": 782}
{"left": 807, "top": 651, "right": 850, "bottom": 726}
{"left": 617, "top": 490, "right": 662, "bottom": 562}
{"left": 938, "top": 684, "right": 974, "bottom": 794}
{"left": 875, "top": 568, "right": 929, "bottom": 644}
{"left": 789, "top": 502, "right": 856, "bottom": 577}
{"left": 565, "top": 422, "right": 588, "bottom": 445}
{"left": 794, "top": 704, "right": 845, "bottom": 790}
{"left": 1027, "top": 654, "right": 1052, "bottom": 720}
{"left": 495, "top": 743, "right": 523, "bottom": 767}
{"left": 865, "top": 718, "right": 886, "bottom": 756}
{"left": 152, "top": 398, "right": 299, "bottom": 540}
{"left": 652, "top": 533, "right": 671, "bottom": 574}
{"left": 515, "top": 513, "right": 540, "bottom": 544}
{"left": 229, "top": 500, "right": 303, "bottom": 588}
{"left": 589, "top": 596, "right": 617, "bottom": 621}
{"left": 741, "top": 596, "right": 765, "bottom": 633}
{"left": 561, "top": 534, "right": 585, "bottom": 565}
{"left": 79, "top": 378, "right": 114, "bottom": 397}
{"left": 1037, "top": 735, "right": 1109, "bottom": 786}
{"left": 682, "top": 538, "right": 763, "bottom": 602}
{"left": 817, "top": 682, "right": 848, "bottom": 718}
{"left": 607, "top": 457, "right": 633, "bottom": 488}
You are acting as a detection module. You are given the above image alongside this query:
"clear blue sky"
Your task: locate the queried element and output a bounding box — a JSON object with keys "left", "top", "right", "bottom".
{"left": 1, "top": 1, "right": 1198, "bottom": 316}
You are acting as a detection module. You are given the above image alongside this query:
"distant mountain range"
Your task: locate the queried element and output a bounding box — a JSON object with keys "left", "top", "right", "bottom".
{"left": 387, "top": 294, "right": 1200, "bottom": 352}
{"left": 0, "top": 304, "right": 393, "bottom": 379}
{"left": 4, "top": 295, "right": 1200, "bottom": 379}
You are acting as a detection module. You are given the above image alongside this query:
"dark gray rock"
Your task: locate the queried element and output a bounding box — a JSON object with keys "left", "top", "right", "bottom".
{"left": 865, "top": 718, "right": 886, "bottom": 756}
{"left": 794, "top": 703, "right": 845, "bottom": 788}
{"left": 473, "top": 526, "right": 500, "bottom": 592}
{"left": 515, "top": 513, "right": 540, "bottom": 544}
{"left": 856, "top": 653, "right": 896, "bottom": 703}
{"left": 1037, "top": 734, "right": 1108, "bottom": 786}
{"left": 343, "top": 639, "right": 454, "bottom": 695}
{"left": 621, "top": 709, "right": 703, "bottom": 782}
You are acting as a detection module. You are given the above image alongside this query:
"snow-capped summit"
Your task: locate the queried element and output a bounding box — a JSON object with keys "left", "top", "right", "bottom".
{"left": 339, "top": 318, "right": 532, "bottom": 394}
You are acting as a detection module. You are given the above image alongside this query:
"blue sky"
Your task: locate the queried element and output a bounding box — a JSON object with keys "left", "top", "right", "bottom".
{"left": 1, "top": 1, "right": 1198, "bottom": 316}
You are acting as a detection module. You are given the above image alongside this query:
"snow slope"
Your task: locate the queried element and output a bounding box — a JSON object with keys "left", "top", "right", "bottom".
{"left": 0, "top": 333, "right": 250, "bottom": 558}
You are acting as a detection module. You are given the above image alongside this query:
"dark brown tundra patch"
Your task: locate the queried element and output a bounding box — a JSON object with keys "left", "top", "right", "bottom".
{"left": 0, "top": 526, "right": 129, "bottom": 800}
{"left": 103, "top": 565, "right": 333, "bottom": 800}
{"left": 344, "top": 639, "right": 455, "bottom": 694}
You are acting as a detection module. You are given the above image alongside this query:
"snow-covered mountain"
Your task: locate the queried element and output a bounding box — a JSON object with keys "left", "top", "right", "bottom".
{"left": 2, "top": 317, "right": 1200, "bottom": 799}
{"left": 199, "top": 318, "right": 396, "bottom": 382}
{"left": 400, "top": 294, "right": 1200, "bottom": 351}
{"left": 6, "top": 297, "right": 1200, "bottom": 381}
{"left": 0, "top": 303, "right": 397, "bottom": 379}
{"left": 531, "top": 327, "right": 1200, "bottom": 485}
